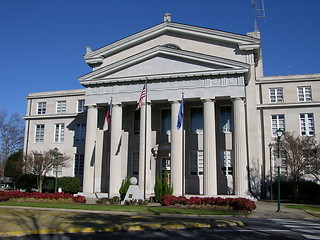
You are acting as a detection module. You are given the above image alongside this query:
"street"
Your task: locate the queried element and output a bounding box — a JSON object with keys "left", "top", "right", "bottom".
{"left": 3, "top": 218, "right": 320, "bottom": 240}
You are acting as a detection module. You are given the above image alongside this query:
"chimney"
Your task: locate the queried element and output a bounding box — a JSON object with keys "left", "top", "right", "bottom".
{"left": 164, "top": 13, "right": 171, "bottom": 22}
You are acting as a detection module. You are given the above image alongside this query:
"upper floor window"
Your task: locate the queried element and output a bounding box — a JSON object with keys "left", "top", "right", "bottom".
{"left": 35, "top": 124, "right": 45, "bottom": 142}
{"left": 54, "top": 123, "right": 65, "bottom": 143}
{"left": 37, "top": 102, "right": 46, "bottom": 115}
{"left": 220, "top": 150, "right": 233, "bottom": 176}
{"left": 77, "top": 100, "right": 87, "bottom": 113}
{"left": 269, "top": 88, "right": 283, "bottom": 103}
{"left": 189, "top": 150, "right": 203, "bottom": 176}
{"left": 190, "top": 107, "right": 203, "bottom": 133}
{"left": 74, "top": 154, "right": 84, "bottom": 177}
{"left": 300, "top": 113, "right": 314, "bottom": 136}
{"left": 75, "top": 123, "right": 86, "bottom": 142}
{"left": 220, "top": 106, "right": 232, "bottom": 133}
{"left": 56, "top": 101, "right": 66, "bottom": 113}
{"left": 297, "top": 86, "right": 312, "bottom": 102}
{"left": 133, "top": 110, "right": 140, "bottom": 135}
{"left": 161, "top": 108, "right": 171, "bottom": 134}
{"left": 271, "top": 114, "right": 285, "bottom": 137}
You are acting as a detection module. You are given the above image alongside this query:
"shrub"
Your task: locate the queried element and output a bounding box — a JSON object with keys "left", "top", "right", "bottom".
{"left": 15, "top": 174, "right": 37, "bottom": 192}
{"left": 119, "top": 177, "right": 130, "bottom": 200}
{"left": 58, "top": 177, "right": 80, "bottom": 194}
{"left": 154, "top": 170, "right": 173, "bottom": 202}
{"left": 160, "top": 195, "right": 256, "bottom": 212}
{"left": 0, "top": 190, "right": 86, "bottom": 203}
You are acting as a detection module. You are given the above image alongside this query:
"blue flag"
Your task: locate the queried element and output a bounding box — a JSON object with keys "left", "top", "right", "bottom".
{"left": 176, "top": 97, "right": 184, "bottom": 130}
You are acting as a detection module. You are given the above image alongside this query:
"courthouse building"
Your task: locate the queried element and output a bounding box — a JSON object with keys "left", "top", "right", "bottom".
{"left": 23, "top": 15, "right": 320, "bottom": 198}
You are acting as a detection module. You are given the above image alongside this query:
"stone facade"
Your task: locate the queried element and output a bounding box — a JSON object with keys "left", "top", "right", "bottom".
{"left": 23, "top": 19, "right": 320, "bottom": 198}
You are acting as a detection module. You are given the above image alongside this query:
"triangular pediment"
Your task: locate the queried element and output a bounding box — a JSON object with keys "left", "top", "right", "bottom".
{"left": 84, "top": 22, "right": 260, "bottom": 62}
{"left": 79, "top": 46, "right": 250, "bottom": 85}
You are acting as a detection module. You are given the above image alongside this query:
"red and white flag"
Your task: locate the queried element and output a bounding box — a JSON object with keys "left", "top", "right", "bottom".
{"left": 103, "top": 100, "right": 112, "bottom": 131}
{"left": 136, "top": 82, "right": 147, "bottom": 110}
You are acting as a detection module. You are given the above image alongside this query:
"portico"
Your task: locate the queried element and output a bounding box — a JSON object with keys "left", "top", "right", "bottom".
{"left": 79, "top": 18, "right": 261, "bottom": 198}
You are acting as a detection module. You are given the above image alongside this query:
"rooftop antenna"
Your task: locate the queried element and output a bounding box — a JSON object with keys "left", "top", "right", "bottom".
{"left": 252, "top": 0, "right": 266, "bottom": 31}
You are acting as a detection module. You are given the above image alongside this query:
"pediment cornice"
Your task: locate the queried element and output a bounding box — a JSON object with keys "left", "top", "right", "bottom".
{"left": 79, "top": 45, "right": 250, "bottom": 86}
{"left": 84, "top": 22, "right": 260, "bottom": 63}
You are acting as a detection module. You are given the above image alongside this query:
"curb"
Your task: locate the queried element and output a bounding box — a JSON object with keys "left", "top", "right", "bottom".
{"left": 0, "top": 220, "right": 243, "bottom": 237}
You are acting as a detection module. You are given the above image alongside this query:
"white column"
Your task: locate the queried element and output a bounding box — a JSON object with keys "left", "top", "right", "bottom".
{"left": 203, "top": 99, "right": 217, "bottom": 195}
{"left": 109, "top": 103, "right": 122, "bottom": 197}
{"left": 233, "top": 97, "right": 248, "bottom": 196}
{"left": 82, "top": 105, "right": 97, "bottom": 193}
{"left": 171, "top": 100, "right": 183, "bottom": 196}
{"left": 138, "top": 102, "right": 151, "bottom": 196}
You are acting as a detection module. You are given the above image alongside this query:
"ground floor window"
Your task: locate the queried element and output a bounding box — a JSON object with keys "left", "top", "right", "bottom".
{"left": 220, "top": 150, "right": 233, "bottom": 176}
{"left": 74, "top": 154, "right": 84, "bottom": 177}
{"left": 189, "top": 150, "right": 203, "bottom": 175}
{"left": 131, "top": 152, "right": 139, "bottom": 176}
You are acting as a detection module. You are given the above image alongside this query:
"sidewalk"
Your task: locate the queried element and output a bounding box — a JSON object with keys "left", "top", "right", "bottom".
{"left": 249, "top": 201, "right": 317, "bottom": 220}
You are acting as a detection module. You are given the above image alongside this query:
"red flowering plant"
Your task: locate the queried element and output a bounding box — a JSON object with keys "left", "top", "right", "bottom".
{"left": 0, "top": 191, "right": 86, "bottom": 203}
{"left": 159, "top": 195, "right": 256, "bottom": 212}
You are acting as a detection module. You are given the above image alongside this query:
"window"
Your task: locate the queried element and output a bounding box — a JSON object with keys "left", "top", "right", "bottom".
{"left": 269, "top": 88, "right": 283, "bottom": 103}
{"left": 190, "top": 107, "right": 203, "bottom": 133}
{"left": 161, "top": 157, "right": 171, "bottom": 180}
{"left": 35, "top": 124, "right": 45, "bottom": 142}
{"left": 300, "top": 113, "right": 314, "bottom": 136}
{"left": 53, "top": 165, "right": 62, "bottom": 176}
{"left": 190, "top": 150, "right": 204, "bottom": 175}
{"left": 161, "top": 108, "right": 171, "bottom": 134}
{"left": 297, "top": 86, "right": 312, "bottom": 102}
{"left": 220, "top": 106, "right": 232, "bottom": 133}
{"left": 37, "top": 102, "right": 46, "bottom": 115}
{"left": 77, "top": 100, "right": 87, "bottom": 113}
{"left": 271, "top": 114, "right": 285, "bottom": 137}
{"left": 54, "top": 123, "right": 65, "bottom": 143}
{"left": 131, "top": 152, "right": 139, "bottom": 176}
{"left": 56, "top": 101, "right": 66, "bottom": 113}
{"left": 74, "top": 154, "right": 84, "bottom": 176}
{"left": 220, "top": 150, "right": 233, "bottom": 176}
{"left": 133, "top": 110, "right": 140, "bottom": 135}
{"left": 75, "top": 123, "right": 86, "bottom": 142}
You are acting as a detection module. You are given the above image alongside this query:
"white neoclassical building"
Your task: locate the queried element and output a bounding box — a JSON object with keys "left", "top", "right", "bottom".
{"left": 23, "top": 15, "right": 320, "bottom": 198}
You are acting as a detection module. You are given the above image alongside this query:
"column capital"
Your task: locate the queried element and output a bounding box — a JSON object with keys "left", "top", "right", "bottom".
{"left": 201, "top": 98, "right": 215, "bottom": 103}
{"left": 86, "top": 104, "right": 97, "bottom": 109}
{"left": 231, "top": 97, "right": 244, "bottom": 102}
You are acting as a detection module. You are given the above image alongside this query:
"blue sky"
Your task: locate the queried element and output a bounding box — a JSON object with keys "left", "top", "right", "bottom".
{"left": 1, "top": 0, "right": 319, "bottom": 118}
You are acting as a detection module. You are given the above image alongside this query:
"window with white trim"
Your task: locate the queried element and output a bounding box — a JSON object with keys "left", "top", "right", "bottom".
{"left": 300, "top": 113, "right": 314, "bottom": 136}
{"left": 161, "top": 108, "right": 171, "bottom": 134}
{"left": 220, "top": 106, "right": 232, "bottom": 133}
{"left": 54, "top": 123, "right": 65, "bottom": 143}
{"left": 35, "top": 124, "right": 45, "bottom": 142}
{"left": 220, "top": 150, "right": 233, "bottom": 176}
{"left": 271, "top": 114, "right": 285, "bottom": 137}
{"left": 56, "top": 101, "right": 66, "bottom": 113}
{"left": 161, "top": 157, "right": 171, "bottom": 180}
{"left": 190, "top": 107, "right": 203, "bottom": 133}
{"left": 74, "top": 154, "right": 84, "bottom": 176}
{"left": 297, "top": 86, "right": 312, "bottom": 102}
{"left": 77, "top": 100, "right": 87, "bottom": 113}
{"left": 131, "top": 152, "right": 139, "bottom": 176}
{"left": 269, "top": 88, "right": 283, "bottom": 103}
{"left": 75, "top": 123, "right": 86, "bottom": 142}
{"left": 189, "top": 150, "right": 203, "bottom": 175}
{"left": 37, "top": 102, "right": 46, "bottom": 115}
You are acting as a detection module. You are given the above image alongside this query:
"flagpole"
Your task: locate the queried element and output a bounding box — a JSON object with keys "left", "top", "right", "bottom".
{"left": 107, "top": 97, "right": 112, "bottom": 196}
{"left": 181, "top": 92, "right": 185, "bottom": 196}
{"left": 144, "top": 79, "right": 148, "bottom": 200}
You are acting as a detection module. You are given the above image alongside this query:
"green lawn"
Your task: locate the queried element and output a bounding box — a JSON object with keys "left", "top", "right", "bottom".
{"left": 285, "top": 204, "right": 320, "bottom": 217}
{"left": 0, "top": 201, "right": 248, "bottom": 216}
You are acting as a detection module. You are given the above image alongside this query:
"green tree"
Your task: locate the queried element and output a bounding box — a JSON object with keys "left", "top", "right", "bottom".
{"left": 4, "top": 150, "right": 23, "bottom": 181}
{"left": 119, "top": 176, "right": 130, "bottom": 200}
{"left": 154, "top": 170, "right": 173, "bottom": 202}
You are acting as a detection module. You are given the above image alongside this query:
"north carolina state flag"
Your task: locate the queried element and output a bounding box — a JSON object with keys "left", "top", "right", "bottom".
{"left": 103, "top": 101, "right": 112, "bottom": 131}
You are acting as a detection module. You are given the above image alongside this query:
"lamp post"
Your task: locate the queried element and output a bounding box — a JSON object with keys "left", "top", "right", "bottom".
{"left": 268, "top": 143, "right": 273, "bottom": 201}
{"left": 276, "top": 129, "right": 283, "bottom": 212}
{"left": 53, "top": 147, "right": 59, "bottom": 193}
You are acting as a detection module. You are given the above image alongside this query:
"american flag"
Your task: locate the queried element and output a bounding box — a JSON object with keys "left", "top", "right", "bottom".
{"left": 103, "top": 100, "right": 112, "bottom": 131}
{"left": 136, "top": 82, "right": 147, "bottom": 110}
